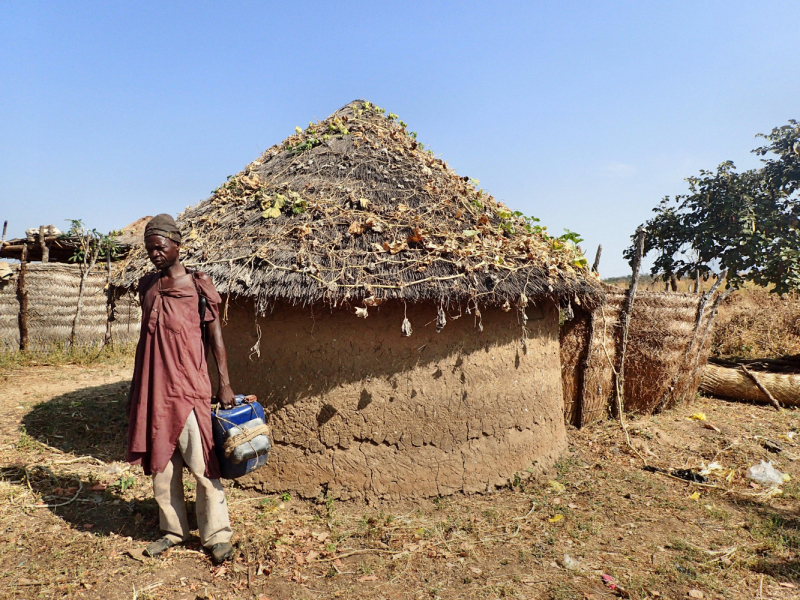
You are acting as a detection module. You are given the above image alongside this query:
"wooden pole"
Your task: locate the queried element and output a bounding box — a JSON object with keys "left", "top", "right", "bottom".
{"left": 576, "top": 311, "right": 596, "bottom": 427}
{"left": 17, "top": 241, "right": 29, "bottom": 352}
{"left": 614, "top": 226, "right": 646, "bottom": 417}
{"left": 656, "top": 270, "right": 727, "bottom": 410}
{"left": 39, "top": 225, "right": 48, "bottom": 263}
{"left": 104, "top": 236, "right": 114, "bottom": 348}
{"left": 592, "top": 244, "right": 602, "bottom": 274}
{"left": 1, "top": 220, "right": 7, "bottom": 243}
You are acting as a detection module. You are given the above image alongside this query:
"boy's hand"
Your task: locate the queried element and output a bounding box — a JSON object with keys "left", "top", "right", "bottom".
{"left": 218, "top": 383, "right": 236, "bottom": 409}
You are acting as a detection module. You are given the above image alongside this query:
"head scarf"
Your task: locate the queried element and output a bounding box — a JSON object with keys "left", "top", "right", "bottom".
{"left": 144, "top": 214, "right": 181, "bottom": 243}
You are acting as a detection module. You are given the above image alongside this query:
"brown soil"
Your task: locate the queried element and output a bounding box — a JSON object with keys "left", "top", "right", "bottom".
{"left": 1, "top": 362, "right": 799, "bottom": 599}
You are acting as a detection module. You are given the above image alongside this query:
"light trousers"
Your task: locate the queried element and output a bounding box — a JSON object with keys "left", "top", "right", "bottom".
{"left": 152, "top": 410, "right": 232, "bottom": 547}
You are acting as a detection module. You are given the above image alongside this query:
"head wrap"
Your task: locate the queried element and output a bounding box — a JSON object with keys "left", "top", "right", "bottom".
{"left": 144, "top": 214, "right": 181, "bottom": 243}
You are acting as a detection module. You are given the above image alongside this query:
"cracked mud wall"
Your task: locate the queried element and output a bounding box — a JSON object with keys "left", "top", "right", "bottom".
{"left": 211, "top": 299, "right": 566, "bottom": 500}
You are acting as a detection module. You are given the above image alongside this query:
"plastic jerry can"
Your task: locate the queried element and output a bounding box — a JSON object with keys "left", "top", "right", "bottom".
{"left": 211, "top": 395, "right": 271, "bottom": 479}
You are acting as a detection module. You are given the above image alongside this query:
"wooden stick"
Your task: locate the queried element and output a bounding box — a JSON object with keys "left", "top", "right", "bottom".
{"left": 689, "top": 288, "right": 733, "bottom": 385}
{"left": 104, "top": 236, "right": 114, "bottom": 348}
{"left": 39, "top": 225, "right": 48, "bottom": 263}
{"left": 592, "top": 244, "right": 602, "bottom": 274}
{"left": 657, "top": 269, "right": 727, "bottom": 410}
{"left": 740, "top": 364, "right": 782, "bottom": 410}
{"left": 576, "top": 310, "right": 596, "bottom": 428}
{"left": 17, "top": 240, "right": 29, "bottom": 351}
{"left": 614, "top": 226, "right": 645, "bottom": 417}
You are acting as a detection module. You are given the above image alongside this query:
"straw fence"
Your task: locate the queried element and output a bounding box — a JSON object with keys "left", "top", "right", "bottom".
{"left": 561, "top": 288, "right": 717, "bottom": 426}
{"left": 0, "top": 263, "right": 140, "bottom": 351}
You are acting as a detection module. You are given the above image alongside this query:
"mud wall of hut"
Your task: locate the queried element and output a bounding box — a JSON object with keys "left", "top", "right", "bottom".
{"left": 0, "top": 263, "right": 141, "bottom": 351}
{"left": 211, "top": 299, "right": 567, "bottom": 501}
{"left": 561, "top": 289, "right": 716, "bottom": 427}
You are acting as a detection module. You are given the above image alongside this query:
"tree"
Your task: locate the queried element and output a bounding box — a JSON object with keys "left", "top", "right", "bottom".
{"left": 66, "top": 221, "right": 119, "bottom": 348}
{"left": 628, "top": 120, "right": 800, "bottom": 294}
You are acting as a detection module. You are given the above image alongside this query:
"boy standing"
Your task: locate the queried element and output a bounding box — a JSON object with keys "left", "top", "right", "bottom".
{"left": 126, "top": 214, "right": 235, "bottom": 563}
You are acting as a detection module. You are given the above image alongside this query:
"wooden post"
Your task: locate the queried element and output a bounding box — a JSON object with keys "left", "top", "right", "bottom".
{"left": 576, "top": 311, "right": 596, "bottom": 427}
{"left": 688, "top": 287, "right": 733, "bottom": 386}
{"left": 592, "top": 244, "right": 602, "bottom": 274}
{"left": 657, "top": 270, "right": 727, "bottom": 410}
{"left": 17, "top": 241, "right": 29, "bottom": 352}
{"left": 1, "top": 221, "right": 7, "bottom": 243}
{"left": 614, "top": 226, "right": 646, "bottom": 417}
{"left": 39, "top": 225, "right": 48, "bottom": 263}
{"left": 104, "top": 236, "right": 114, "bottom": 348}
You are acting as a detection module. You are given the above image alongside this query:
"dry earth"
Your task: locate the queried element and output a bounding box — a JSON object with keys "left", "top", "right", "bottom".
{"left": 0, "top": 362, "right": 799, "bottom": 600}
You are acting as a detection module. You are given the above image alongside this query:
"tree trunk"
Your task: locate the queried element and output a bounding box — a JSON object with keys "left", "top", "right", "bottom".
{"left": 17, "top": 241, "right": 29, "bottom": 352}
{"left": 670, "top": 273, "right": 678, "bottom": 292}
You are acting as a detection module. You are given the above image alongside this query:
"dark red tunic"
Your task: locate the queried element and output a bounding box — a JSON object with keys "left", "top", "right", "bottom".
{"left": 126, "top": 271, "right": 222, "bottom": 478}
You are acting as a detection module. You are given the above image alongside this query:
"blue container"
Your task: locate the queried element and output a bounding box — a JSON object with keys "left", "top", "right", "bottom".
{"left": 211, "top": 395, "right": 271, "bottom": 479}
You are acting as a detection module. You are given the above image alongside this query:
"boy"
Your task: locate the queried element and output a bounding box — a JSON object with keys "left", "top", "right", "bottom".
{"left": 126, "top": 213, "right": 235, "bottom": 563}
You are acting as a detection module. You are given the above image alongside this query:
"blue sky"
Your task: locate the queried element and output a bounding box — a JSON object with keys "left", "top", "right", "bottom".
{"left": 1, "top": 1, "right": 799, "bottom": 276}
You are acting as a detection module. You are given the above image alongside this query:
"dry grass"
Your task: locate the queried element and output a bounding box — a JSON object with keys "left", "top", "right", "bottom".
{"left": 0, "top": 342, "right": 136, "bottom": 375}
{"left": 713, "top": 288, "right": 800, "bottom": 360}
{"left": 1, "top": 364, "right": 800, "bottom": 599}
{"left": 606, "top": 276, "right": 800, "bottom": 360}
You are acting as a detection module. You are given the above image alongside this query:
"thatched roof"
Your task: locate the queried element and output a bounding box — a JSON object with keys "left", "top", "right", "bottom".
{"left": 116, "top": 100, "right": 603, "bottom": 313}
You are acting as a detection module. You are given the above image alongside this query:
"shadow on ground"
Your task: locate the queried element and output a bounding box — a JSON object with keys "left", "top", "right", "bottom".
{"left": 0, "top": 463, "right": 187, "bottom": 542}
{"left": 22, "top": 380, "right": 131, "bottom": 462}
{"left": 7, "top": 379, "right": 196, "bottom": 541}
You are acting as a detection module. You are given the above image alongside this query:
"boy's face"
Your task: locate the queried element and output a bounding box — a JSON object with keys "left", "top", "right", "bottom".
{"left": 145, "top": 235, "right": 180, "bottom": 270}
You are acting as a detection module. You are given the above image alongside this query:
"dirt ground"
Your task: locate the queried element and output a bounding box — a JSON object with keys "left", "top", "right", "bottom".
{"left": 1, "top": 362, "right": 799, "bottom": 600}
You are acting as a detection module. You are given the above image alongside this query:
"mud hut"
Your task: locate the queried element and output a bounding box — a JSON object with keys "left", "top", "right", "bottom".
{"left": 117, "top": 100, "right": 603, "bottom": 500}
{"left": 561, "top": 285, "right": 720, "bottom": 427}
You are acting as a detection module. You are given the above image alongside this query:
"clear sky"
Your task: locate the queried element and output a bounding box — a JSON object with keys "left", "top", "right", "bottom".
{"left": 2, "top": 1, "right": 799, "bottom": 276}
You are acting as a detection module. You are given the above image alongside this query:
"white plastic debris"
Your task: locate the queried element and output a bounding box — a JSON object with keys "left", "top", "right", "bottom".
{"left": 401, "top": 317, "right": 413, "bottom": 337}
{"left": 700, "top": 461, "right": 723, "bottom": 476}
{"left": 560, "top": 554, "right": 580, "bottom": 571}
{"left": 746, "top": 460, "right": 785, "bottom": 487}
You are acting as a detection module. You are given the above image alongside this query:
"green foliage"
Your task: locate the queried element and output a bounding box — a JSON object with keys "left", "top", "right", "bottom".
{"left": 114, "top": 475, "right": 136, "bottom": 492}
{"left": 66, "top": 220, "right": 120, "bottom": 264}
{"left": 630, "top": 120, "right": 800, "bottom": 294}
{"left": 260, "top": 191, "right": 307, "bottom": 219}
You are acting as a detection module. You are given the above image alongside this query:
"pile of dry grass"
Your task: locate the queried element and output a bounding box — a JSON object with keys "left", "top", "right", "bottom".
{"left": 713, "top": 288, "right": 800, "bottom": 359}
{"left": 114, "top": 100, "right": 602, "bottom": 313}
